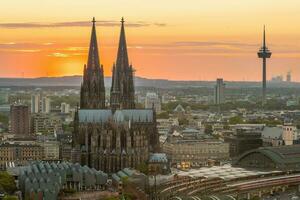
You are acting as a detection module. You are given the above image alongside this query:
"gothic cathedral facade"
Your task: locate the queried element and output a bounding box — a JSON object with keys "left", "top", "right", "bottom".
{"left": 72, "top": 18, "right": 159, "bottom": 173}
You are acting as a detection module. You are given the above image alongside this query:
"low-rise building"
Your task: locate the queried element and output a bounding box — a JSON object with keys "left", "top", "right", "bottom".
{"left": 149, "top": 153, "right": 170, "bottom": 175}
{"left": 262, "top": 126, "right": 284, "bottom": 146}
{"left": 37, "top": 140, "right": 60, "bottom": 160}
{"left": 0, "top": 143, "right": 43, "bottom": 170}
{"left": 145, "top": 92, "right": 161, "bottom": 112}
{"left": 31, "top": 113, "right": 62, "bottom": 135}
{"left": 282, "top": 123, "right": 298, "bottom": 145}
{"left": 16, "top": 161, "right": 108, "bottom": 200}
{"left": 157, "top": 118, "right": 179, "bottom": 135}
{"left": 59, "top": 143, "right": 72, "bottom": 161}
{"left": 162, "top": 139, "right": 229, "bottom": 168}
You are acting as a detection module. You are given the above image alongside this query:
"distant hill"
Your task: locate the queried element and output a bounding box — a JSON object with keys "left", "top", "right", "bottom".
{"left": 0, "top": 75, "right": 299, "bottom": 88}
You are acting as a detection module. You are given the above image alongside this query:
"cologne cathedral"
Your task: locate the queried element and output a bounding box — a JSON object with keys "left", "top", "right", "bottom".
{"left": 71, "top": 18, "right": 159, "bottom": 173}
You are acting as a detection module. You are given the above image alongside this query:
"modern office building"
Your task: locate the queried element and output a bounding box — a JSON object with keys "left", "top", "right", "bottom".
{"left": 214, "top": 78, "right": 225, "bottom": 105}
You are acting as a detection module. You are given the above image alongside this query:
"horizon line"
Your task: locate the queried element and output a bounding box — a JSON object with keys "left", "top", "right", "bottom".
{"left": 0, "top": 75, "right": 297, "bottom": 83}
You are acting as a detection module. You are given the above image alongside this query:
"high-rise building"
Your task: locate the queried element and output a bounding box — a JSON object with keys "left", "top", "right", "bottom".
{"left": 214, "top": 78, "right": 225, "bottom": 105}
{"left": 257, "top": 26, "right": 272, "bottom": 106}
{"left": 41, "top": 97, "right": 51, "bottom": 113}
{"left": 145, "top": 92, "right": 161, "bottom": 112}
{"left": 72, "top": 18, "right": 159, "bottom": 173}
{"left": 287, "top": 71, "right": 292, "bottom": 82}
{"left": 61, "top": 102, "right": 70, "bottom": 114}
{"left": 10, "top": 103, "right": 30, "bottom": 135}
{"left": 31, "top": 94, "right": 40, "bottom": 113}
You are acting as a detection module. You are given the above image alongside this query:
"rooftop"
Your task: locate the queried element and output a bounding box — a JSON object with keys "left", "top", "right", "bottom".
{"left": 172, "top": 165, "right": 281, "bottom": 181}
{"left": 78, "top": 109, "right": 154, "bottom": 123}
{"left": 239, "top": 145, "right": 300, "bottom": 165}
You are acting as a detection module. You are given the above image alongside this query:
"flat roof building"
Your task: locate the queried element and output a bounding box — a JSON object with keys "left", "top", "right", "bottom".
{"left": 10, "top": 103, "right": 30, "bottom": 135}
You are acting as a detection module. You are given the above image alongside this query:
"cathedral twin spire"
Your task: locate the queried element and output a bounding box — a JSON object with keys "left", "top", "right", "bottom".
{"left": 80, "top": 17, "right": 135, "bottom": 110}
{"left": 110, "top": 17, "right": 135, "bottom": 110}
{"left": 87, "top": 17, "right": 100, "bottom": 69}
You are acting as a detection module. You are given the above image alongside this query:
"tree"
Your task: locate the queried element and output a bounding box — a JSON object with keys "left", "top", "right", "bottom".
{"left": 3, "top": 196, "right": 18, "bottom": 200}
{"left": 137, "top": 163, "right": 148, "bottom": 175}
{"left": 156, "top": 112, "right": 169, "bottom": 119}
{"left": 0, "top": 172, "right": 16, "bottom": 195}
{"left": 178, "top": 118, "right": 189, "bottom": 126}
{"left": 0, "top": 113, "right": 9, "bottom": 126}
{"left": 229, "top": 116, "right": 244, "bottom": 124}
{"left": 204, "top": 124, "right": 213, "bottom": 134}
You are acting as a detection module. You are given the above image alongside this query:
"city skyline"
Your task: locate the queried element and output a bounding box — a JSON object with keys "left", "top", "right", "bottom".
{"left": 0, "top": 0, "right": 300, "bottom": 81}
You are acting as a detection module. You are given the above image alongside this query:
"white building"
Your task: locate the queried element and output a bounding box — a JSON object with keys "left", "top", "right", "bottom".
{"left": 41, "top": 97, "right": 51, "bottom": 113}
{"left": 31, "top": 94, "right": 51, "bottom": 113}
{"left": 31, "top": 94, "right": 40, "bottom": 113}
{"left": 145, "top": 92, "right": 161, "bottom": 112}
{"left": 214, "top": 78, "right": 225, "bottom": 105}
{"left": 61, "top": 102, "right": 70, "bottom": 114}
{"left": 282, "top": 123, "right": 297, "bottom": 145}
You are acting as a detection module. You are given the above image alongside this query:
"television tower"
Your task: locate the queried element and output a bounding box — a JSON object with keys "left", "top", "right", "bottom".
{"left": 257, "top": 26, "right": 272, "bottom": 106}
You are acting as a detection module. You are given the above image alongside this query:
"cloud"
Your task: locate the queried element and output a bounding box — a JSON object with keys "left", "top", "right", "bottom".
{"left": 0, "top": 42, "right": 52, "bottom": 49}
{"left": 16, "top": 49, "right": 41, "bottom": 53}
{"left": 172, "top": 41, "right": 258, "bottom": 48}
{"left": 153, "top": 23, "right": 167, "bottom": 27}
{"left": 0, "top": 42, "right": 56, "bottom": 53}
{"left": 43, "top": 42, "right": 54, "bottom": 45}
{"left": 59, "top": 47, "right": 88, "bottom": 51}
{"left": 48, "top": 52, "right": 69, "bottom": 57}
{"left": 0, "top": 20, "right": 166, "bottom": 29}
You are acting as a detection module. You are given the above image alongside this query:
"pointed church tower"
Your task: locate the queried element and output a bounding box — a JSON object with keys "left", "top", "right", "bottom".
{"left": 80, "top": 17, "right": 106, "bottom": 109}
{"left": 110, "top": 17, "right": 135, "bottom": 109}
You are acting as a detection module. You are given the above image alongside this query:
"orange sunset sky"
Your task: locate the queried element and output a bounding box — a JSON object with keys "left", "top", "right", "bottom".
{"left": 0, "top": 0, "right": 300, "bottom": 81}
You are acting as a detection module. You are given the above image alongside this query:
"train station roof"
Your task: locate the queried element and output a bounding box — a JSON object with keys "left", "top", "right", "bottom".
{"left": 173, "top": 165, "right": 281, "bottom": 181}
{"left": 234, "top": 145, "right": 300, "bottom": 170}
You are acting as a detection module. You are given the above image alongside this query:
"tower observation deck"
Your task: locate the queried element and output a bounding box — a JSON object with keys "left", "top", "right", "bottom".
{"left": 257, "top": 26, "right": 272, "bottom": 106}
